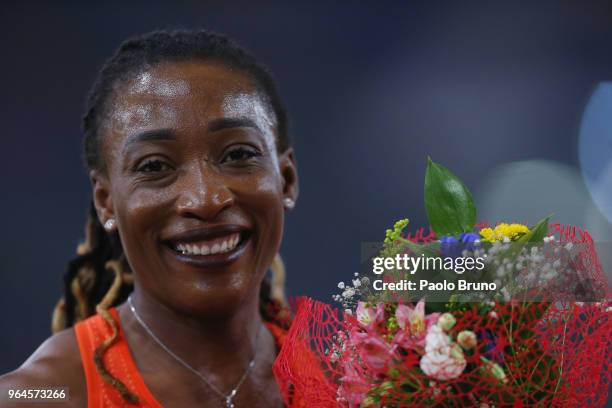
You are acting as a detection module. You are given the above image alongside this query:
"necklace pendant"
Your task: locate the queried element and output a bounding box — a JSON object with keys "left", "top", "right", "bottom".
{"left": 225, "top": 396, "right": 235, "bottom": 408}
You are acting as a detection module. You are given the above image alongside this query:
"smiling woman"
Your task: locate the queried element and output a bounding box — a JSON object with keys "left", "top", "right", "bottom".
{"left": 0, "top": 30, "right": 302, "bottom": 408}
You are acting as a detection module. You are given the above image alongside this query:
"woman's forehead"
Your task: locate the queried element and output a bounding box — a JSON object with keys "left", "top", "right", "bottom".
{"left": 125, "top": 61, "right": 253, "bottom": 98}
{"left": 103, "top": 61, "right": 277, "bottom": 145}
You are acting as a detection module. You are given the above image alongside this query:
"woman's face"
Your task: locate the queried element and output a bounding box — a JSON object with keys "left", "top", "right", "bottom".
{"left": 91, "top": 61, "right": 297, "bottom": 317}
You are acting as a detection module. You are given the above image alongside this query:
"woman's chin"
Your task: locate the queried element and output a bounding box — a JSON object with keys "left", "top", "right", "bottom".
{"left": 149, "top": 254, "right": 262, "bottom": 319}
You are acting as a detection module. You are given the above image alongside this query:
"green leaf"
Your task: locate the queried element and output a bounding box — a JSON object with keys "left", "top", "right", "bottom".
{"left": 494, "top": 216, "right": 553, "bottom": 266}
{"left": 516, "top": 216, "right": 551, "bottom": 244}
{"left": 424, "top": 157, "right": 476, "bottom": 236}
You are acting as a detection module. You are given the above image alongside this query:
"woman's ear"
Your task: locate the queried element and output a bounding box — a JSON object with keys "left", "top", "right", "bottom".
{"left": 278, "top": 148, "right": 299, "bottom": 208}
{"left": 90, "top": 169, "right": 116, "bottom": 231}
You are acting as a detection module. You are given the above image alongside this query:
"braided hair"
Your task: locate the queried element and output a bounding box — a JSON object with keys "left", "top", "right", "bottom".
{"left": 52, "top": 29, "right": 291, "bottom": 404}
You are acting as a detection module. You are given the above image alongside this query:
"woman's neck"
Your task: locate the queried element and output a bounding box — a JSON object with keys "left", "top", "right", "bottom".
{"left": 117, "top": 287, "right": 272, "bottom": 380}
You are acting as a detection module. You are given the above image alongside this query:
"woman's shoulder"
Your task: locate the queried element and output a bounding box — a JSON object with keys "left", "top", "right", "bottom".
{"left": 0, "top": 327, "right": 87, "bottom": 407}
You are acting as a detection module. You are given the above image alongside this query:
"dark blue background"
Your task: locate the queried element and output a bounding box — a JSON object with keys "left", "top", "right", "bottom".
{"left": 1, "top": 3, "right": 611, "bottom": 402}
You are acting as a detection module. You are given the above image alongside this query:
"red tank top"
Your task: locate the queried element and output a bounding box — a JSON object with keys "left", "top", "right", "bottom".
{"left": 74, "top": 308, "right": 301, "bottom": 407}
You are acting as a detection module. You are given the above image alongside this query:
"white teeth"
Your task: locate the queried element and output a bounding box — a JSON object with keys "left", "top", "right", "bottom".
{"left": 175, "top": 233, "right": 242, "bottom": 255}
{"left": 226, "top": 234, "right": 240, "bottom": 251}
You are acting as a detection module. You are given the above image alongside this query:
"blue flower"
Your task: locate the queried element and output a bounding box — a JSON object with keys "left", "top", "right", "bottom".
{"left": 460, "top": 232, "right": 480, "bottom": 252}
{"left": 440, "top": 236, "right": 461, "bottom": 259}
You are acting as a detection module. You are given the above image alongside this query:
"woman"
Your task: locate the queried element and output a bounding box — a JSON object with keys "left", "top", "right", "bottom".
{"left": 0, "top": 29, "right": 301, "bottom": 407}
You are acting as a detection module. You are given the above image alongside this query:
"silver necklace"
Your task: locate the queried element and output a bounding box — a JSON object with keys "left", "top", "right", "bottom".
{"left": 126, "top": 296, "right": 258, "bottom": 408}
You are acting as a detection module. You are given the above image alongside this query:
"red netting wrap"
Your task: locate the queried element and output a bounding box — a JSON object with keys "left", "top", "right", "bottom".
{"left": 547, "top": 223, "right": 610, "bottom": 301}
{"left": 273, "top": 225, "right": 612, "bottom": 407}
{"left": 273, "top": 298, "right": 345, "bottom": 407}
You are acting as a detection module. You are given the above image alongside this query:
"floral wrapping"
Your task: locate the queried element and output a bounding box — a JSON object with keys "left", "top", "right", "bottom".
{"left": 273, "top": 224, "right": 612, "bottom": 407}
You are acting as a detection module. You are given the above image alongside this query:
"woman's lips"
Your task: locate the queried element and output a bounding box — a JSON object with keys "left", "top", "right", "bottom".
{"left": 162, "top": 229, "right": 252, "bottom": 268}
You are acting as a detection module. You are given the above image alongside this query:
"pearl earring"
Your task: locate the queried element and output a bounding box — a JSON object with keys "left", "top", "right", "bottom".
{"left": 283, "top": 198, "right": 295, "bottom": 209}
{"left": 104, "top": 219, "right": 116, "bottom": 231}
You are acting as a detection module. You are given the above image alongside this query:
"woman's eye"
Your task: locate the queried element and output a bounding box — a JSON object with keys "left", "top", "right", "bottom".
{"left": 223, "top": 147, "right": 262, "bottom": 163}
{"left": 135, "top": 159, "right": 173, "bottom": 173}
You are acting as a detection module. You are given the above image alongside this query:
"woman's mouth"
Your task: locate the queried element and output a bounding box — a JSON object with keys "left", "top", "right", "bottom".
{"left": 162, "top": 227, "right": 252, "bottom": 268}
{"left": 174, "top": 232, "right": 241, "bottom": 255}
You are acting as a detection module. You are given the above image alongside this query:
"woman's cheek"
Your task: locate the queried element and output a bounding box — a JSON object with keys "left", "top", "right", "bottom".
{"left": 238, "top": 175, "right": 285, "bottom": 260}
{"left": 117, "top": 188, "right": 172, "bottom": 254}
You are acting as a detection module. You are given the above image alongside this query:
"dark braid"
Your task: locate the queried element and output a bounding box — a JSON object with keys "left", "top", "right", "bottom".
{"left": 52, "top": 29, "right": 292, "bottom": 404}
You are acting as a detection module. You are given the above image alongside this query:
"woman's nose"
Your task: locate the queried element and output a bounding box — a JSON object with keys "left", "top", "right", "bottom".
{"left": 175, "top": 164, "right": 234, "bottom": 220}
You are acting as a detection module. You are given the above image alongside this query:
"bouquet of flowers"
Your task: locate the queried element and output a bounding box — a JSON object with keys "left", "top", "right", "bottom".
{"left": 273, "top": 159, "right": 612, "bottom": 407}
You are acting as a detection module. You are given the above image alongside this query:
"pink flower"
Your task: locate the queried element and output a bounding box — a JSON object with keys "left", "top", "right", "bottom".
{"left": 350, "top": 328, "right": 398, "bottom": 375}
{"left": 355, "top": 301, "right": 384, "bottom": 330}
{"left": 419, "top": 325, "right": 466, "bottom": 380}
{"left": 338, "top": 361, "right": 371, "bottom": 407}
{"left": 394, "top": 300, "right": 440, "bottom": 349}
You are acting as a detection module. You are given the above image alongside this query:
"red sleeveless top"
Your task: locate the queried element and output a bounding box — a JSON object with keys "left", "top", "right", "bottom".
{"left": 74, "top": 308, "right": 304, "bottom": 407}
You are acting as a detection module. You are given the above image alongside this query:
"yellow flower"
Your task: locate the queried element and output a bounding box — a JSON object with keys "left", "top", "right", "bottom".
{"left": 384, "top": 218, "right": 409, "bottom": 245}
{"left": 479, "top": 223, "right": 529, "bottom": 242}
{"left": 479, "top": 227, "right": 495, "bottom": 242}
